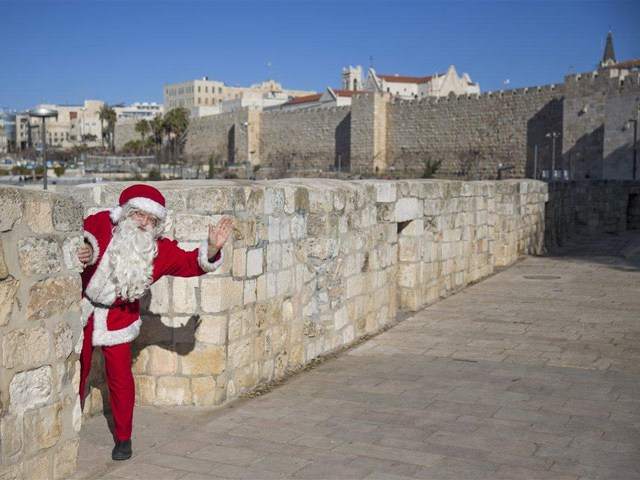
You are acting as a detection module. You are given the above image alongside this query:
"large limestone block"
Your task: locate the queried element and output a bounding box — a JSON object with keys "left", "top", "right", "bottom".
{"left": 195, "top": 315, "right": 227, "bottom": 345}
{"left": 374, "top": 182, "right": 397, "bottom": 203}
{"left": 62, "top": 236, "right": 84, "bottom": 272}
{"left": 27, "top": 274, "right": 80, "bottom": 321}
{"left": 53, "top": 438, "right": 79, "bottom": 479}
{"left": 147, "top": 346, "right": 178, "bottom": 375}
{"left": 263, "top": 188, "right": 284, "bottom": 215}
{"left": 0, "top": 277, "right": 19, "bottom": 326}
{"left": 172, "top": 277, "right": 198, "bottom": 314}
{"left": 18, "top": 237, "right": 63, "bottom": 275}
{"left": 156, "top": 376, "right": 191, "bottom": 405}
{"left": 8, "top": 366, "right": 53, "bottom": 413}
{"left": 0, "top": 413, "right": 23, "bottom": 457}
{"left": 187, "top": 187, "right": 232, "bottom": 213}
{"left": 53, "top": 322, "right": 73, "bottom": 360}
{"left": 24, "top": 402, "right": 62, "bottom": 452}
{"left": 148, "top": 277, "right": 170, "bottom": 314}
{"left": 23, "top": 452, "right": 50, "bottom": 479}
{"left": 246, "top": 248, "right": 263, "bottom": 277}
{"left": 2, "top": 328, "right": 50, "bottom": 369}
{"left": 181, "top": 346, "right": 226, "bottom": 375}
{"left": 133, "top": 375, "right": 156, "bottom": 403}
{"left": 0, "top": 238, "right": 9, "bottom": 280}
{"left": 191, "top": 376, "right": 216, "bottom": 406}
{"left": 0, "top": 187, "right": 23, "bottom": 232}
{"left": 53, "top": 196, "right": 83, "bottom": 231}
{"left": 174, "top": 214, "right": 210, "bottom": 241}
{"left": 25, "top": 196, "right": 54, "bottom": 234}
{"left": 201, "top": 276, "right": 243, "bottom": 313}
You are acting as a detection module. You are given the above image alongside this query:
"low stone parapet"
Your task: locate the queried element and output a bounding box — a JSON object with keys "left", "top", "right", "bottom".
{"left": 0, "top": 186, "right": 84, "bottom": 479}
{"left": 60, "top": 178, "right": 548, "bottom": 413}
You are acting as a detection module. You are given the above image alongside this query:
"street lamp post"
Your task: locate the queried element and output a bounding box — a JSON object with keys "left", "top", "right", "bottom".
{"left": 545, "top": 132, "right": 559, "bottom": 181}
{"left": 28, "top": 107, "right": 58, "bottom": 190}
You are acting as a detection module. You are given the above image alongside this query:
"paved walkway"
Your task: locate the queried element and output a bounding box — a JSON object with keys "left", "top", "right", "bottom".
{"left": 75, "top": 232, "right": 640, "bottom": 480}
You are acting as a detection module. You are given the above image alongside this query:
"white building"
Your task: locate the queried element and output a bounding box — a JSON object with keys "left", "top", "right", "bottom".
{"left": 114, "top": 102, "right": 163, "bottom": 121}
{"left": 164, "top": 77, "right": 315, "bottom": 117}
{"left": 274, "top": 88, "right": 364, "bottom": 111}
{"left": 343, "top": 64, "right": 480, "bottom": 99}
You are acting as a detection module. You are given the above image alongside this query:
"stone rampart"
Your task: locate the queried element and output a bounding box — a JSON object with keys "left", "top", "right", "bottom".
{"left": 260, "top": 106, "right": 351, "bottom": 174}
{"left": 0, "top": 186, "right": 84, "bottom": 479}
{"left": 545, "top": 180, "right": 640, "bottom": 249}
{"left": 59, "top": 178, "right": 547, "bottom": 415}
{"left": 386, "top": 85, "right": 564, "bottom": 179}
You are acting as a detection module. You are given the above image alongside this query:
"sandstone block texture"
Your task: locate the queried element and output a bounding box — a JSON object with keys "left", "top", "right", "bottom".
{"left": 0, "top": 186, "right": 83, "bottom": 479}
{"left": 66, "top": 178, "right": 552, "bottom": 415}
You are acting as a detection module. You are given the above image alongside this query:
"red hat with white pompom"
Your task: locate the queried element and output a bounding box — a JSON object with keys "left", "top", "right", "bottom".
{"left": 110, "top": 184, "right": 167, "bottom": 224}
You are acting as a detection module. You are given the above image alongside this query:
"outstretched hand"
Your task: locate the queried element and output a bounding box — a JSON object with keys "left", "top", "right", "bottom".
{"left": 208, "top": 216, "right": 234, "bottom": 251}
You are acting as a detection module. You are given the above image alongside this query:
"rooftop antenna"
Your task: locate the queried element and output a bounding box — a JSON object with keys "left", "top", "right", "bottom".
{"left": 267, "top": 61, "right": 272, "bottom": 81}
{"left": 369, "top": 55, "right": 374, "bottom": 69}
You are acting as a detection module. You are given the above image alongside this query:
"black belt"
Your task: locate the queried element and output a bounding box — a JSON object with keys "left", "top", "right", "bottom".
{"left": 83, "top": 292, "right": 119, "bottom": 310}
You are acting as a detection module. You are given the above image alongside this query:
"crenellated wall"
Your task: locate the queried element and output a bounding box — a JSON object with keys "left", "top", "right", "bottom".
{"left": 0, "top": 187, "right": 84, "bottom": 479}
{"left": 386, "top": 86, "right": 565, "bottom": 180}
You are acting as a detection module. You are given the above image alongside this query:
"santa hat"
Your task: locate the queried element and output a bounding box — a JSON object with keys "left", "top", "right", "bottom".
{"left": 110, "top": 184, "right": 167, "bottom": 224}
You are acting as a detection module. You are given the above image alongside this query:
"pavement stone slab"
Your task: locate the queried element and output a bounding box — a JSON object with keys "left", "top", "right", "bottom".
{"left": 76, "top": 232, "right": 640, "bottom": 479}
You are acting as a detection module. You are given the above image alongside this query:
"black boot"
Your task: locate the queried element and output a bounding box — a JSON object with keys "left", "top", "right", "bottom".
{"left": 112, "top": 439, "right": 132, "bottom": 461}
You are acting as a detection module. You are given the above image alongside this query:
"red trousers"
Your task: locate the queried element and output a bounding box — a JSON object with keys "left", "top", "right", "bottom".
{"left": 79, "top": 317, "right": 135, "bottom": 441}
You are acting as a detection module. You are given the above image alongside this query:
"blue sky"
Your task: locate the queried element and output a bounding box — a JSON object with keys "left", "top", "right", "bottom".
{"left": 1, "top": 0, "right": 639, "bottom": 111}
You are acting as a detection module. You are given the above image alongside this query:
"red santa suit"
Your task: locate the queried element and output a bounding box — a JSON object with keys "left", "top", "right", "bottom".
{"left": 79, "top": 184, "right": 223, "bottom": 442}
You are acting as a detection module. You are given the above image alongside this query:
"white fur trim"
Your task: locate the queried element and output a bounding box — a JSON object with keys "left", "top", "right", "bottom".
{"left": 126, "top": 197, "right": 166, "bottom": 220}
{"left": 83, "top": 231, "right": 100, "bottom": 266}
{"left": 198, "top": 241, "right": 225, "bottom": 273}
{"left": 110, "top": 206, "right": 122, "bottom": 224}
{"left": 92, "top": 307, "right": 142, "bottom": 346}
{"left": 84, "top": 248, "right": 117, "bottom": 306}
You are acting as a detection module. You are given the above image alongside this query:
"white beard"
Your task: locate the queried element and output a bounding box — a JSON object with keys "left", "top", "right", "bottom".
{"left": 109, "top": 216, "right": 158, "bottom": 302}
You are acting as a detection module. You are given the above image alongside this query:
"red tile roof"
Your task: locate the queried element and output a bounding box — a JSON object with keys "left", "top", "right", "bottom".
{"left": 607, "top": 59, "right": 640, "bottom": 69}
{"left": 284, "top": 94, "right": 322, "bottom": 105}
{"left": 377, "top": 74, "right": 439, "bottom": 84}
{"left": 332, "top": 90, "right": 367, "bottom": 97}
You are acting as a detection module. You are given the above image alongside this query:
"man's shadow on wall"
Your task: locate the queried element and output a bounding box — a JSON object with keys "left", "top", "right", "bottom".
{"left": 85, "top": 289, "right": 200, "bottom": 439}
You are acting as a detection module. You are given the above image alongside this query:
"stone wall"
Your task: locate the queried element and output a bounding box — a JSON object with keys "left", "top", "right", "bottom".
{"left": 602, "top": 74, "right": 640, "bottom": 180}
{"left": 259, "top": 107, "right": 351, "bottom": 175}
{"left": 114, "top": 119, "right": 139, "bottom": 151}
{"left": 545, "top": 180, "right": 640, "bottom": 249}
{"left": 0, "top": 186, "right": 84, "bottom": 479}
{"left": 386, "top": 86, "right": 564, "bottom": 179}
{"left": 61, "top": 178, "right": 547, "bottom": 413}
{"left": 185, "top": 111, "right": 240, "bottom": 167}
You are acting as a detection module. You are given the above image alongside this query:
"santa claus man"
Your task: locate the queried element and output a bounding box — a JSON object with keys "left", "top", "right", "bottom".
{"left": 77, "top": 184, "right": 233, "bottom": 461}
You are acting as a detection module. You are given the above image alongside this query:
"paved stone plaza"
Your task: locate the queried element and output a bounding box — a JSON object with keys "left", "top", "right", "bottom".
{"left": 75, "top": 231, "right": 640, "bottom": 479}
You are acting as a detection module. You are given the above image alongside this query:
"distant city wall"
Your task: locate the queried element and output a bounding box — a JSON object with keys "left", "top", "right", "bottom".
{"left": 385, "top": 86, "right": 564, "bottom": 179}
{"left": 181, "top": 71, "right": 639, "bottom": 181}
{"left": 0, "top": 186, "right": 84, "bottom": 479}
{"left": 259, "top": 107, "right": 351, "bottom": 174}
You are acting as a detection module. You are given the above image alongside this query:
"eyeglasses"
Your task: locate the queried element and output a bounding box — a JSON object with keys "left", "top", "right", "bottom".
{"left": 130, "top": 210, "right": 158, "bottom": 227}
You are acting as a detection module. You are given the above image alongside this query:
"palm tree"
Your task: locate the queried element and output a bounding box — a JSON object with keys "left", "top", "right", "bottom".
{"left": 135, "top": 119, "right": 150, "bottom": 154}
{"left": 98, "top": 105, "right": 117, "bottom": 152}
{"left": 150, "top": 115, "right": 164, "bottom": 153}
{"left": 163, "top": 108, "right": 190, "bottom": 176}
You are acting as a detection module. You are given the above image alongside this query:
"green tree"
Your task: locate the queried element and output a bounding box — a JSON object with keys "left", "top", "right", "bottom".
{"left": 99, "top": 105, "right": 117, "bottom": 152}
{"left": 163, "top": 108, "right": 190, "bottom": 176}
{"left": 135, "top": 119, "right": 150, "bottom": 154}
